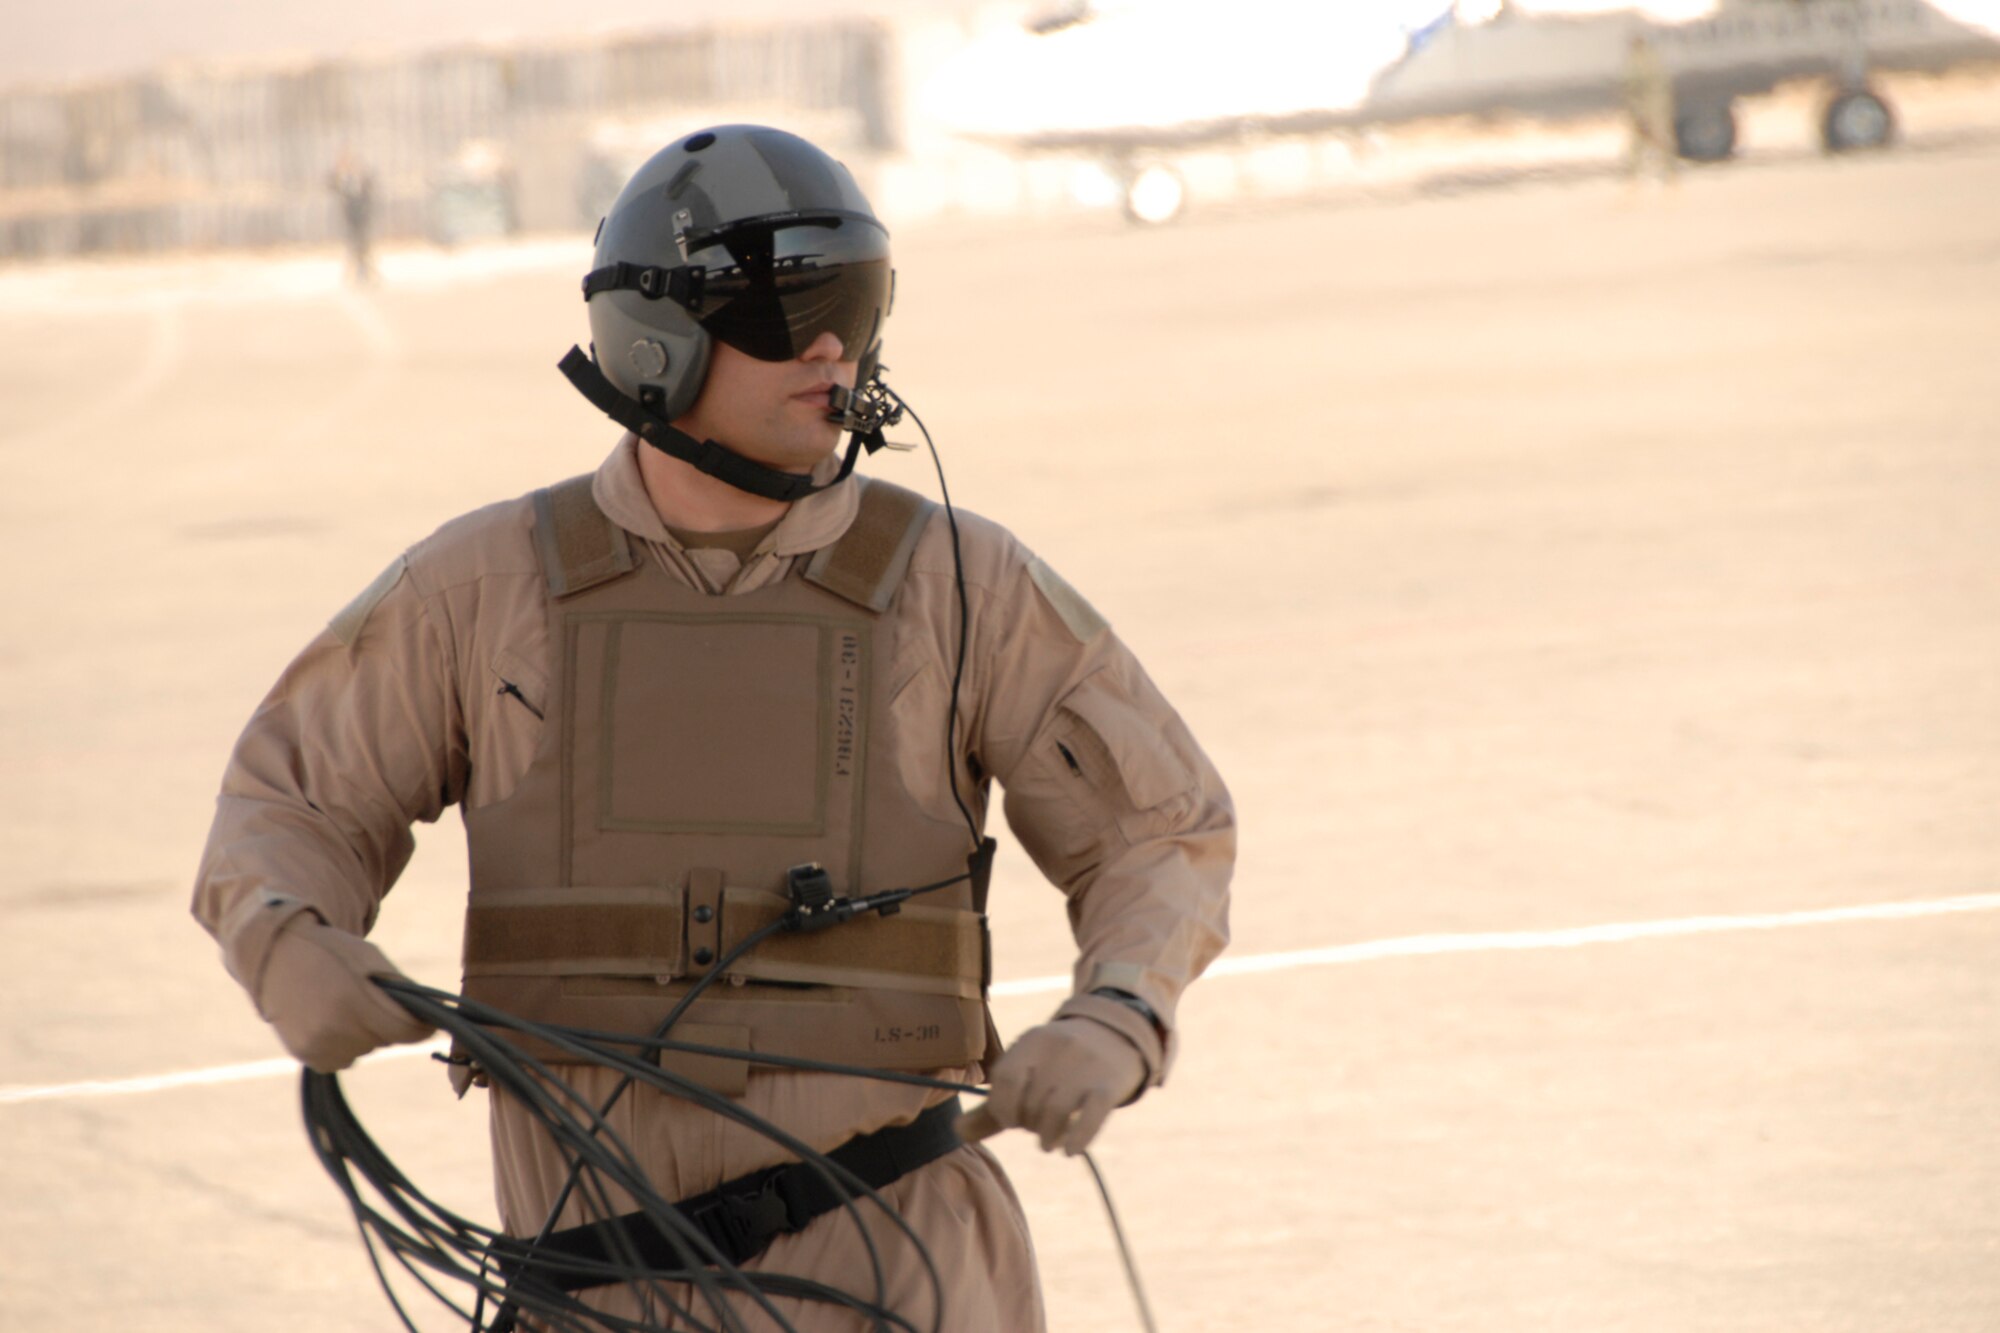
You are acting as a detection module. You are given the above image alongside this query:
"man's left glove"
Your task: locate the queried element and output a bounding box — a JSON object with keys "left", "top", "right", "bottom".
{"left": 981, "top": 1009, "right": 1152, "bottom": 1156}
{"left": 255, "top": 915, "right": 435, "bottom": 1073}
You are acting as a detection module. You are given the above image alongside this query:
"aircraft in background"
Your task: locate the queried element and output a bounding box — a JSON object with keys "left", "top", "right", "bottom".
{"left": 921, "top": 0, "right": 2000, "bottom": 222}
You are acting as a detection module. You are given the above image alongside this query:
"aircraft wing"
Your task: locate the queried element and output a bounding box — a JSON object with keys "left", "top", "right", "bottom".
{"left": 922, "top": 0, "right": 2000, "bottom": 166}
{"left": 918, "top": 1, "right": 1450, "bottom": 151}
{"left": 1923, "top": 0, "right": 2000, "bottom": 37}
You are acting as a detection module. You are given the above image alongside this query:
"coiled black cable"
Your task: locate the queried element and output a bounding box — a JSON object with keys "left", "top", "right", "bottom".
{"left": 308, "top": 867, "right": 973, "bottom": 1333}
{"left": 302, "top": 967, "right": 1159, "bottom": 1333}
{"left": 306, "top": 976, "right": 965, "bottom": 1333}
{"left": 487, "top": 864, "right": 979, "bottom": 1332}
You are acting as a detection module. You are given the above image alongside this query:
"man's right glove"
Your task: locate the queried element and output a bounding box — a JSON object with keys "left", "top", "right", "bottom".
{"left": 255, "top": 916, "right": 434, "bottom": 1073}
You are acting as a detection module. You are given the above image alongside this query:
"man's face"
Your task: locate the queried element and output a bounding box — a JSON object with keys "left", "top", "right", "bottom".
{"left": 673, "top": 330, "right": 858, "bottom": 473}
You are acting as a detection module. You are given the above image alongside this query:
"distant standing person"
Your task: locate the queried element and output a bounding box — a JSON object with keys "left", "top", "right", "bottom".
{"left": 329, "top": 148, "right": 376, "bottom": 285}
{"left": 1623, "top": 33, "right": 1678, "bottom": 183}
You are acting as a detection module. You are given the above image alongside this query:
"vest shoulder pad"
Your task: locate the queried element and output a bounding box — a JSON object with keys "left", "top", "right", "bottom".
{"left": 803, "top": 479, "right": 936, "bottom": 613}
{"left": 533, "top": 474, "right": 638, "bottom": 598}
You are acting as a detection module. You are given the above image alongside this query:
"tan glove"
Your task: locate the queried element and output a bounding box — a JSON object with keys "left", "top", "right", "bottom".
{"left": 255, "top": 916, "right": 434, "bottom": 1073}
{"left": 978, "top": 1015, "right": 1149, "bottom": 1156}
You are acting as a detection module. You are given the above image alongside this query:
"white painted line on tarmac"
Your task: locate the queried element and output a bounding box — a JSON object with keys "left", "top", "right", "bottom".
{"left": 1, "top": 300, "right": 184, "bottom": 451}
{"left": 0, "top": 1042, "right": 452, "bottom": 1106}
{"left": 1193, "top": 890, "right": 2000, "bottom": 981}
{"left": 0, "top": 1055, "right": 308, "bottom": 1105}
{"left": 990, "top": 891, "right": 2000, "bottom": 995}
{"left": 279, "top": 288, "right": 404, "bottom": 448}
{"left": 5, "top": 892, "right": 1996, "bottom": 1107}
{"left": 336, "top": 286, "right": 401, "bottom": 357}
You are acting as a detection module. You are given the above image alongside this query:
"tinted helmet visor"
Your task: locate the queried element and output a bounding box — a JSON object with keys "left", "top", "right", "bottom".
{"left": 685, "top": 212, "right": 892, "bottom": 363}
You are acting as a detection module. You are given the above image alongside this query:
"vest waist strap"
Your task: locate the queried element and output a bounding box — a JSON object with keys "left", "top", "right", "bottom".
{"left": 496, "top": 1096, "right": 965, "bottom": 1294}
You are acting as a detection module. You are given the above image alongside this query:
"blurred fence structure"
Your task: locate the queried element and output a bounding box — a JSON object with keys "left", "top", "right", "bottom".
{"left": 0, "top": 23, "right": 898, "bottom": 261}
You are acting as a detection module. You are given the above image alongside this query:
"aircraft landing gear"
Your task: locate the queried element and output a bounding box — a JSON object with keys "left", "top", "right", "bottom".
{"left": 1822, "top": 87, "right": 1896, "bottom": 153}
{"left": 1675, "top": 98, "right": 1739, "bottom": 163}
{"left": 1122, "top": 163, "right": 1187, "bottom": 226}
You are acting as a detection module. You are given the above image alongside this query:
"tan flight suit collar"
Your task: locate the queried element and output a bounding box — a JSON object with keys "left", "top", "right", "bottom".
{"left": 589, "top": 433, "right": 862, "bottom": 563}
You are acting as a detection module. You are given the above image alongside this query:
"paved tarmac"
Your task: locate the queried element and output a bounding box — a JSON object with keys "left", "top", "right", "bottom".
{"left": 1, "top": 138, "right": 1996, "bottom": 1331}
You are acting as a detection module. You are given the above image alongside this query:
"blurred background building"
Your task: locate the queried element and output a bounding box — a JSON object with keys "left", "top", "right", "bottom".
{"left": 0, "top": 21, "right": 901, "bottom": 259}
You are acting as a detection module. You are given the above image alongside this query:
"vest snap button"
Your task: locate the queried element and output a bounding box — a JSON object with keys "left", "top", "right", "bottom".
{"left": 693, "top": 905, "right": 714, "bottom": 924}
{"left": 693, "top": 947, "right": 715, "bottom": 966}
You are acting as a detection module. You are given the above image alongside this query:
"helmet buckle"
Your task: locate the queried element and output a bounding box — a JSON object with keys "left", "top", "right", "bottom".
{"left": 669, "top": 266, "right": 704, "bottom": 309}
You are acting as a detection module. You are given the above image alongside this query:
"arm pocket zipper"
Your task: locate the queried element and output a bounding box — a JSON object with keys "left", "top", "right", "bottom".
{"left": 496, "top": 679, "right": 544, "bottom": 721}
{"left": 1055, "top": 739, "right": 1084, "bottom": 778}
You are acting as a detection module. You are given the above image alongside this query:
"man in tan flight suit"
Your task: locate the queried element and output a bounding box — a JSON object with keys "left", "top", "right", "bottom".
{"left": 193, "top": 125, "right": 1233, "bottom": 1331}
{"left": 1623, "top": 32, "right": 1679, "bottom": 183}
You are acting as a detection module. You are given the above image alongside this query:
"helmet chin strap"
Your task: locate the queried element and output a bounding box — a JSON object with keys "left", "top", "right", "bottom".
{"left": 559, "top": 346, "right": 898, "bottom": 504}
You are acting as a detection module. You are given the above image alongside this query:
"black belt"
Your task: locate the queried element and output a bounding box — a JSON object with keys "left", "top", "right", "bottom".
{"left": 496, "top": 1096, "right": 965, "bottom": 1298}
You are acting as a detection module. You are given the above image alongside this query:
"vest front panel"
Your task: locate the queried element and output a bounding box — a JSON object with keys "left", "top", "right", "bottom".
{"left": 462, "top": 512, "right": 987, "bottom": 1088}
{"left": 564, "top": 609, "right": 869, "bottom": 885}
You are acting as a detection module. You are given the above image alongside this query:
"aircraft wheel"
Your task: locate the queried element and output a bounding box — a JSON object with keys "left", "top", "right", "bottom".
{"left": 1123, "top": 164, "right": 1186, "bottom": 226}
{"left": 1823, "top": 88, "right": 1896, "bottom": 153}
{"left": 1675, "top": 99, "right": 1738, "bottom": 163}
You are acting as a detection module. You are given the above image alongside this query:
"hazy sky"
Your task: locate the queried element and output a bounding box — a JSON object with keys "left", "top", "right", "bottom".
{"left": 8, "top": 1, "right": 1996, "bottom": 92}
{"left": 0, "top": 0, "right": 986, "bottom": 90}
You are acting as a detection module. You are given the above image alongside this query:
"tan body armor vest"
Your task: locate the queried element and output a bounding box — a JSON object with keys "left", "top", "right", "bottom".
{"left": 459, "top": 476, "right": 991, "bottom": 1093}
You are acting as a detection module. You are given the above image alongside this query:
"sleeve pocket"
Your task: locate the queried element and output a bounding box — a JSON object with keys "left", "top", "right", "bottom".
{"left": 1055, "top": 676, "right": 1197, "bottom": 815}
